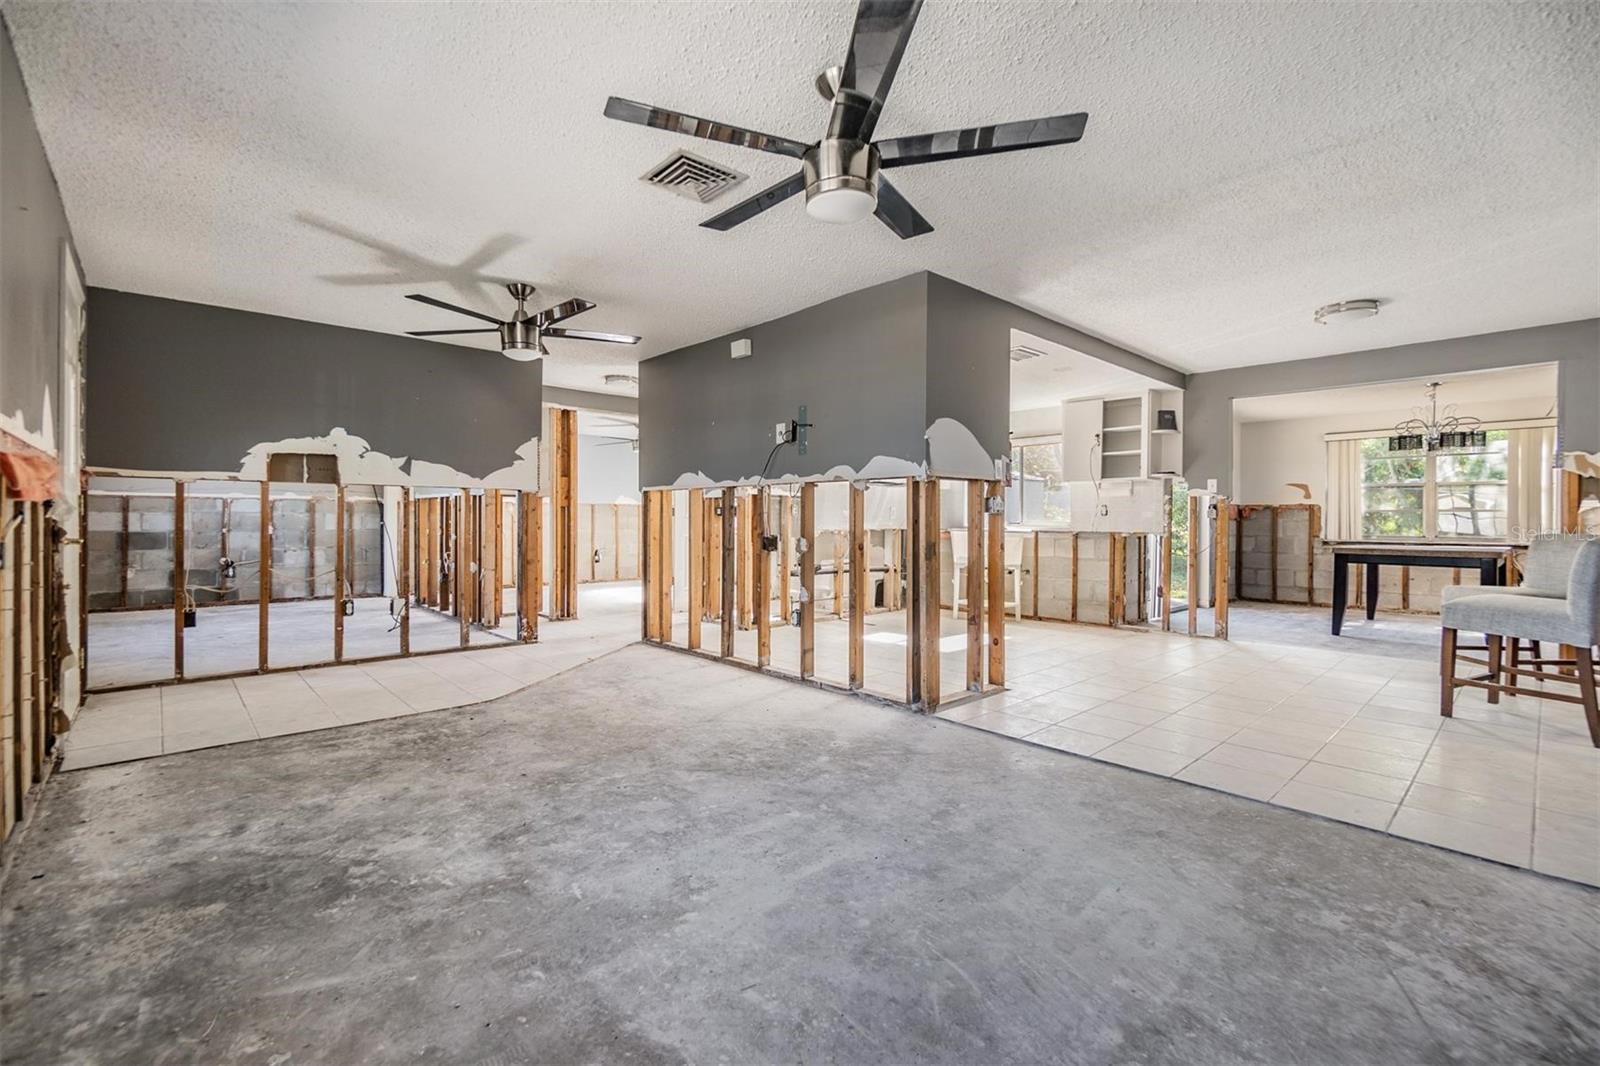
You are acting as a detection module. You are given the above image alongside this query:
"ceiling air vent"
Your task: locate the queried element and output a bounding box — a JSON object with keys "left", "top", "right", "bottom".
{"left": 1009, "top": 345, "right": 1048, "bottom": 363}
{"left": 641, "top": 149, "right": 747, "bottom": 204}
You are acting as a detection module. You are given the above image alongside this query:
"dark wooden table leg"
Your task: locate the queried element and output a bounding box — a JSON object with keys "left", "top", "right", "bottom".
{"left": 1365, "top": 562, "right": 1379, "bottom": 620}
{"left": 1479, "top": 559, "right": 1500, "bottom": 586}
{"left": 1332, "top": 556, "right": 1348, "bottom": 635}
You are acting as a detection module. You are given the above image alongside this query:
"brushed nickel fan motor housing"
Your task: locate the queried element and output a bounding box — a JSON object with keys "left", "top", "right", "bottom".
{"left": 501, "top": 283, "right": 547, "bottom": 353}
{"left": 802, "top": 139, "right": 879, "bottom": 206}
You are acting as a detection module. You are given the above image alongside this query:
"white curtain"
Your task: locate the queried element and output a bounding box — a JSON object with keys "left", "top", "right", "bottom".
{"left": 1506, "top": 425, "right": 1559, "bottom": 539}
{"left": 1324, "top": 438, "right": 1363, "bottom": 541}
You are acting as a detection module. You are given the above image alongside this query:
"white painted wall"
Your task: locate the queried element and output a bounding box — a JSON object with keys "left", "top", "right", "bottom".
{"left": 1235, "top": 396, "right": 1556, "bottom": 505}
{"left": 577, "top": 434, "right": 640, "bottom": 505}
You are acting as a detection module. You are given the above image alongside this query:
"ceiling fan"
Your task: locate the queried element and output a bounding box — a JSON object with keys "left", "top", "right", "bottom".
{"left": 404, "top": 283, "right": 640, "bottom": 362}
{"left": 604, "top": 0, "right": 1087, "bottom": 239}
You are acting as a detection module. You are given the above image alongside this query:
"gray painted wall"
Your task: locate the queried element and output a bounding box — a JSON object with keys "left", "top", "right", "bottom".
{"left": 639, "top": 272, "right": 1083, "bottom": 488}
{"left": 640, "top": 273, "right": 931, "bottom": 488}
{"left": 0, "top": 16, "right": 80, "bottom": 454}
{"left": 86, "top": 288, "right": 543, "bottom": 480}
{"left": 1184, "top": 319, "right": 1600, "bottom": 494}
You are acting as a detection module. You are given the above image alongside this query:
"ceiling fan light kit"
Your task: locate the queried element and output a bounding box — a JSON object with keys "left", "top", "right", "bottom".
{"left": 603, "top": 0, "right": 1089, "bottom": 239}
{"left": 404, "top": 282, "right": 640, "bottom": 360}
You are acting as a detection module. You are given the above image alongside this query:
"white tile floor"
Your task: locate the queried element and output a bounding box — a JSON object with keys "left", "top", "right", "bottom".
{"left": 938, "top": 603, "right": 1600, "bottom": 887}
{"left": 62, "top": 583, "right": 643, "bottom": 771}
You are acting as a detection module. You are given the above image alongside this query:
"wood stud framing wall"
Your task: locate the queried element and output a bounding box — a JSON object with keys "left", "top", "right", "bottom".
{"left": 2, "top": 486, "right": 66, "bottom": 851}
{"left": 642, "top": 477, "right": 1005, "bottom": 714}
{"left": 79, "top": 480, "right": 552, "bottom": 693}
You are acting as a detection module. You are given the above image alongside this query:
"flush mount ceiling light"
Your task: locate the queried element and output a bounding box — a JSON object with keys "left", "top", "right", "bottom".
{"left": 603, "top": 374, "right": 639, "bottom": 387}
{"left": 1313, "top": 299, "right": 1381, "bottom": 325}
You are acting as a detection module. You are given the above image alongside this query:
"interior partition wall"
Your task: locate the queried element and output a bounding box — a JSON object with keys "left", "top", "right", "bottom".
{"left": 642, "top": 476, "right": 1005, "bottom": 713}
{"left": 83, "top": 476, "right": 547, "bottom": 691}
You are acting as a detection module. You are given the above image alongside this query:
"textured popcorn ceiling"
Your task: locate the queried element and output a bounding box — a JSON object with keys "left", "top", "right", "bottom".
{"left": 5, "top": 0, "right": 1597, "bottom": 397}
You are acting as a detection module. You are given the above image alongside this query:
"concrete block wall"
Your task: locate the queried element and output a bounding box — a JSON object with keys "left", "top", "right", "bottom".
{"left": 87, "top": 492, "right": 382, "bottom": 610}
{"left": 1075, "top": 533, "right": 1115, "bottom": 623}
{"left": 86, "top": 493, "right": 175, "bottom": 609}
{"left": 1232, "top": 503, "right": 1474, "bottom": 615}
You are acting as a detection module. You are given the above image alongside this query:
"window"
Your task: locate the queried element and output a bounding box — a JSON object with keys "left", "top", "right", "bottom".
{"left": 1358, "top": 431, "right": 1509, "bottom": 540}
{"left": 1006, "top": 437, "right": 1070, "bottom": 526}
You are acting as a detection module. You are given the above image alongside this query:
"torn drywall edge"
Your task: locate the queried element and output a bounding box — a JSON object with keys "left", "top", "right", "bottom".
{"left": 0, "top": 387, "right": 57, "bottom": 457}
{"left": 1562, "top": 450, "right": 1600, "bottom": 478}
{"left": 86, "top": 427, "right": 542, "bottom": 490}
{"left": 651, "top": 419, "right": 1002, "bottom": 491}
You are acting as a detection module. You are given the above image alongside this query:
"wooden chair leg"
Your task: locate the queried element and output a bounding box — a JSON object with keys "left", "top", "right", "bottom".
{"left": 1440, "top": 627, "right": 1458, "bottom": 718}
{"left": 1487, "top": 633, "right": 1502, "bottom": 704}
{"left": 1576, "top": 647, "right": 1599, "bottom": 747}
{"left": 1530, "top": 639, "right": 1543, "bottom": 664}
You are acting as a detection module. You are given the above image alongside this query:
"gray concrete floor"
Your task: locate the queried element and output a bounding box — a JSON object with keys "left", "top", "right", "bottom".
{"left": 4, "top": 644, "right": 1596, "bottom": 1064}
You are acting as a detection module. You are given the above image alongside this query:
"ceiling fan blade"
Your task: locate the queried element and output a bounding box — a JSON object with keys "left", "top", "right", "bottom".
{"left": 827, "top": 0, "right": 923, "bottom": 142}
{"left": 542, "top": 328, "right": 641, "bottom": 345}
{"left": 700, "top": 171, "right": 807, "bottom": 231}
{"left": 404, "top": 293, "right": 504, "bottom": 325}
{"left": 873, "top": 177, "right": 934, "bottom": 239}
{"left": 604, "top": 97, "right": 809, "bottom": 159}
{"left": 877, "top": 112, "right": 1088, "bottom": 167}
{"left": 406, "top": 328, "right": 501, "bottom": 336}
{"left": 534, "top": 298, "right": 596, "bottom": 326}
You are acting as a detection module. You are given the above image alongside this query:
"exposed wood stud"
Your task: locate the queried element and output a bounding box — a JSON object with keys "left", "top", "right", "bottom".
{"left": 456, "top": 493, "right": 468, "bottom": 647}
{"left": 1401, "top": 565, "right": 1411, "bottom": 612}
{"left": 399, "top": 488, "right": 412, "bottom": 655}
{"left": 520, "top": 492, "right": 541, "bottom": 642}
{"left": 905, "top": 479, "right": 917, "bottom": 702}
{"left": 1161, "top": 492, "right": 1174, "bottom": 632}
{"left": 259, "top": 481, "right": 271, "bottom": 670}
{"left": 1187, "top": 493, "right": 1199, "bottom": 637}
{"left": 756, "top": 488, "right": 772, "bottom": 666}
{"left": 916, "top": 479, "right": 941, "bottom": 711}
{"left": 800, "top": 483, "right": 816, "bottom": 679}
{"left": 334, "top": 485, "right": 347, "bottom": 660}
{"left": 1070, "top": 532, "right": 1080, "bottom": 622}
{"left": 1307, "top": 505, "right": 1320, "bottom": 605}
{"left": 687, "top": 488, "right": 704, "bottom": 651}
{"left": 966, "top": 481, "right": 984, "bottom": 691}
{"left": 173, "top": 481, "right": 186, "bottom": 680}
{"left": 778, "top": 494, "right": 793, "bottom": 627}
{"left": 642, "top": 490, "right": 660, "bottom": 641}
{"left": 848, "top": 483, "right": 865, "bottom": 689}
{"left": 720, "top": 492, "right": 736, "bottom": 658}
{"left": 118, "top": 494, "right": 130, "bottom": 608}
{"left": 986, "top": 480, "right": 1005, "bottom": 688}
{"left": 1269, "top": 506, "right": 1280, "bottom": 602}
{"left": 737, "top": 492, "right": 752, "bottom": 630}
{"left": 1213, "top": 497, "right": 1229, "bottom": 640}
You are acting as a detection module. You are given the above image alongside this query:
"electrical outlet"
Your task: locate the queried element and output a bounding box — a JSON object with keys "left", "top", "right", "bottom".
{"left": 1097, "top": 504, "right": 1110, "bottom": 517}
{"left": 775, "top": 420, "right": 793, "bottom": 445}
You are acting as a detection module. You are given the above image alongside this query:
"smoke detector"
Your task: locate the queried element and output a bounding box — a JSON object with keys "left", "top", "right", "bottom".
{"left": 603, "top": 374, "right": 638, "bottom": 388}
{"left": 1313, "top": 299, "right": 1381, "bottom": 325}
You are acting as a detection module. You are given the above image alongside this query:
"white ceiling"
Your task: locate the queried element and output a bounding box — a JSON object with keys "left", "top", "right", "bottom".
{"left": 1232, "top": 363, "right": 1559, "bottom": 422}
{"left": 1009, "top": 329, "right": 1166, "bottom": 410}
{"left": 5, "top": 1, "right": 1597, "bottom": 397}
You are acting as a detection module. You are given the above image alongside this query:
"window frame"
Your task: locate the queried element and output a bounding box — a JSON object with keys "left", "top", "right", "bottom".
{"left": 1356, "top": 431, "right": 1510, "bottom": 542}
{"left": 1008, "top": 434, "right": 1071, "bottom": 529}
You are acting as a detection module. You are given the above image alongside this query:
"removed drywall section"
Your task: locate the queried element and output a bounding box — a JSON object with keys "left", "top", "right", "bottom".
{"left": 1186, "top": 319, "right": 1600, "bottom": 494}
{"left": 85, "top": 288, "right": 543, "bottom": 485}
{"left": 0, "top": 18, "right": 81, "bottom": 455}
{"left": 577, "top": 434, "right": 639, "bottom": 504}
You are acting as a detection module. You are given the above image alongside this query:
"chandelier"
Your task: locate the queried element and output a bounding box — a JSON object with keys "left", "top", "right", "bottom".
{"left": 1387, "top": 381, "right": 1486, "bottom": 452}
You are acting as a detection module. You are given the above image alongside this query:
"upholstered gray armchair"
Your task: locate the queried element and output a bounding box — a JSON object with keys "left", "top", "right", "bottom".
{"left": 1440, "top": 537, "right": 1600, "bottom": 746}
